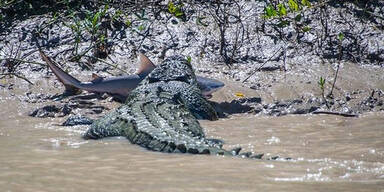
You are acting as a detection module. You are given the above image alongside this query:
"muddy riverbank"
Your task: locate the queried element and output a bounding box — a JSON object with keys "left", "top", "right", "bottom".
{"left": 1, "top": 1, "right": 383, "bottom": 119}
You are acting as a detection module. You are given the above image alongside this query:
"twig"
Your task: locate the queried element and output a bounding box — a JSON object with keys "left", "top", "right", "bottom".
{"left": 329, "top": 62, "right": 340, "bottom": 97}
{"left": 1, "top": 58, "right": 46, "bottom": 67}
{"left": 312, "top": 111, "right": 358, "bottom": 117}
{"left": 69, "top": 45, "right": 94, "bottom": 62}
{"left": 329, "top": 34, "right": 343, "bottom": 97}
{"left": 242, "top": 47, "right": 282, "bottom": 83}
{"left": 356, "top": 7, "right": 384, "bottom": 20}
{"left": 282, "top": 45, "right": 287, "bottom": 71}
{"left": 137, "top": 22, "right": 153, "bottom": 50}
{"left": 84, "top": 55, "right": 130, "bottom": 75}
{"left": 0, "top": 73, "right": 34, "bottom": 85}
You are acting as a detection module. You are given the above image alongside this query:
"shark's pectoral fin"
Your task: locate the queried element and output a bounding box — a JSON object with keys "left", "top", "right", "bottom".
{"left": 63, "top": 85, "right": 82, "bottom": 96}
{"left": 204, "top": 94, "right": 213, "bottom": 99}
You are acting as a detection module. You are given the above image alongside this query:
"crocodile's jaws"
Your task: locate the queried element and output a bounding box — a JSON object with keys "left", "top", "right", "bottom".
{"left": 83, "top": 55, "right": 250, "bottom": 156}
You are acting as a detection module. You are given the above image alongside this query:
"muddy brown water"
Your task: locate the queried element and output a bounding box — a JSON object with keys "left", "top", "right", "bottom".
{"left": 0, "top": 96, "right": 383, "bottom": 192}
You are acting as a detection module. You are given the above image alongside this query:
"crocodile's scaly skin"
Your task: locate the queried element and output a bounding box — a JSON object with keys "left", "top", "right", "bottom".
{"left": 83, "top": 56, "right": 241, "bottom": 156}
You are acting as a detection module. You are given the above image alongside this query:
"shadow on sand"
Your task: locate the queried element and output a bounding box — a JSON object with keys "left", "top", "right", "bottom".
{"left": 211, "top": 97, "right": 262, "bottom": 118}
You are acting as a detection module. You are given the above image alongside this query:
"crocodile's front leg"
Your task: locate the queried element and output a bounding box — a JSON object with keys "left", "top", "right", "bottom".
{"left": 180, "top": 85, "right": 218, "bottom": 120}
{"left": 83, "top": 106, "right": 134, "bottom": 139}
{"left": 162, "top": 82, "right": 218, "bottom": 121}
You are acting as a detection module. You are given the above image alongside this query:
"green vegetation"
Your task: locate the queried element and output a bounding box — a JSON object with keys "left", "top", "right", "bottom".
{"left": 263, "top": 0, "right": 312, "bottom": 18}
{"left": 318, "top": 76, "right": 326, "bottom": 93}
{"left": 262, "top": 0, "right": 312, "bottom": 36}
{"left": 168, "top": 1, "right": 185, "bottom": 20}
{"left": 0, "top": 0, "right": 383, "bottom": 89}
{"left": 186, "top": 56, "right": 192, "bottom": 64}
{"left": 66, "top": 18, "right": 82, "bottom": 57}
{"left": 318, "top": 76, "right": 328, "bottom": 107}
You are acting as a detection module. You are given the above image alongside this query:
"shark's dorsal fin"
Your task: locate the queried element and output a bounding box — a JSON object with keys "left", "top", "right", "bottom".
{"left": 91, "top": 73, "right": 104, "bottom": 83}
{"left": 135, "top": 53, "right": 156, "bottom": 76}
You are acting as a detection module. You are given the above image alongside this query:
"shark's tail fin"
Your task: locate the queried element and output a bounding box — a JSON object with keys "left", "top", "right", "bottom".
{"left": 39, "top": 49, "right": 81, "bottom": 95}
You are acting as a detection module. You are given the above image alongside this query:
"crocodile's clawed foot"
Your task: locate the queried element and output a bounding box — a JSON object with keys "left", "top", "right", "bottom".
{"left": 50, "top": 89, "right": 83, "bottom": 101}
{"left": 230, "top": 147, "right": 242, "bottom": 155}
{"left": 229, "top": 148, "right": 264, "bottom": 159}
{"left": 206, "top": 138, "right": 224, "bottom": 148}
{"left": 250, "top": 153, "right": 264, "bottom": 159}
{"left": 266, "top": 156, "right": 292, "bottom": 161}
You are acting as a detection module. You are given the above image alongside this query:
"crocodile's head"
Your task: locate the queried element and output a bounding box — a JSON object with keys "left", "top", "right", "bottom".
{"left": 128, "top": 55, "right": 218, "bottom": 120}
{"left": 147, "top": 55, "right": 196, "bottom": 85}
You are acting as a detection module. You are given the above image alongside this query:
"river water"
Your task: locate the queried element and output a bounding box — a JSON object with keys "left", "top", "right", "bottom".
{"left": 0, "top": 97, "right": 383, "bottom": 192}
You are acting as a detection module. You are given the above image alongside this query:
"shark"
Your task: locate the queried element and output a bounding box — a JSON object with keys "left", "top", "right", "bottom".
{"left": 39, "top": 50, "right": 224, "bottom": 100}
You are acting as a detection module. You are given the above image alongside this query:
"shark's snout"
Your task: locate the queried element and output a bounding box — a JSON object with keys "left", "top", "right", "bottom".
{"left": 210, "top": 80, "right": 225, "bottom": 89}
{"left": 196, "top": 76, "right": 225, "bottom": 97}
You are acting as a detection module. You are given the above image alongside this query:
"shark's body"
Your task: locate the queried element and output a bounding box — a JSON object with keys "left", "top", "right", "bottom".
{"left": 39, "top": 51, "right": 224, "bottom": 100}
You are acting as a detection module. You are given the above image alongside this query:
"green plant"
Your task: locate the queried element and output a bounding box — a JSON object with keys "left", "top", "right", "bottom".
{"left": 112, "top": 9, "right": 122, "bottom": 22}
{"left": 338, "top": 32, "right": 344, "bottom": 42}
{"left": 69, "top": 19, "right": 82, "bottom": 57}
{"left": 125, "top": 19, "right": 132, "bottom": 27}
{"left": 262, "top": 0, "right": 312, "bottom": 26}
{"left": 168, "top": 1, "right": 185, "bottom": 19}
{"left": 262, "top": 0, "right": 312, "bottom": 41}
{"left": 318, "top": 76, "right": 329, "bottom": 108}
{"left": 186, "top": 56, "right": 192, "bottom": 64}
{"left": 64, "top": 5, "right": 111, "bottom": 61}
{"left": 288, "top": 0, "right": 299, "bottom": 12}
{"left": 318, "top": 76, "right": 326, "bottom": 92}
{"left": 263, "top": 5, "right": 277, "bottom": 18}
{"left": 84, "top": 11, "right": 102, "bottom": 37}
{"left": 85, "top": 5, "right": 108, "bottom": 35}
{"left": 301, "top": 0, "right": 311, "bottom": 7}
{"left": 278, "top": 3, "right": 287, "bottom": 16}
{"left": 137, "top": 24, "right": 145, "bottom": 31}
{"left": 302, "top": 25, "right": 311, "bottom": 32}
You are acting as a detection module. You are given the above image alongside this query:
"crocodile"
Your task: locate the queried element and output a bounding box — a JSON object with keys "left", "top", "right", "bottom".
{"left": 83, "top": 55, "right": 258, "bottom": 157}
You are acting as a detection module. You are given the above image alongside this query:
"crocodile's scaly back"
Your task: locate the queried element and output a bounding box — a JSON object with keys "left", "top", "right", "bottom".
{"left": 84, "top": 56, "right": 247, "bottom": 156}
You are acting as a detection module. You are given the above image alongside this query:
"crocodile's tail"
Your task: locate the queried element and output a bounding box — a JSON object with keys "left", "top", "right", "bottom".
{"left": 84, "top": 109, "right": 264, "bottom": 159}
{"left": 39, "top": 49, "right": 82, "bottom": 95}
{"left": 126, "top": 129, "right": 262, "bottom": 158}
{"left": 160, "top": 143, "right": 265, "bottom": 159}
